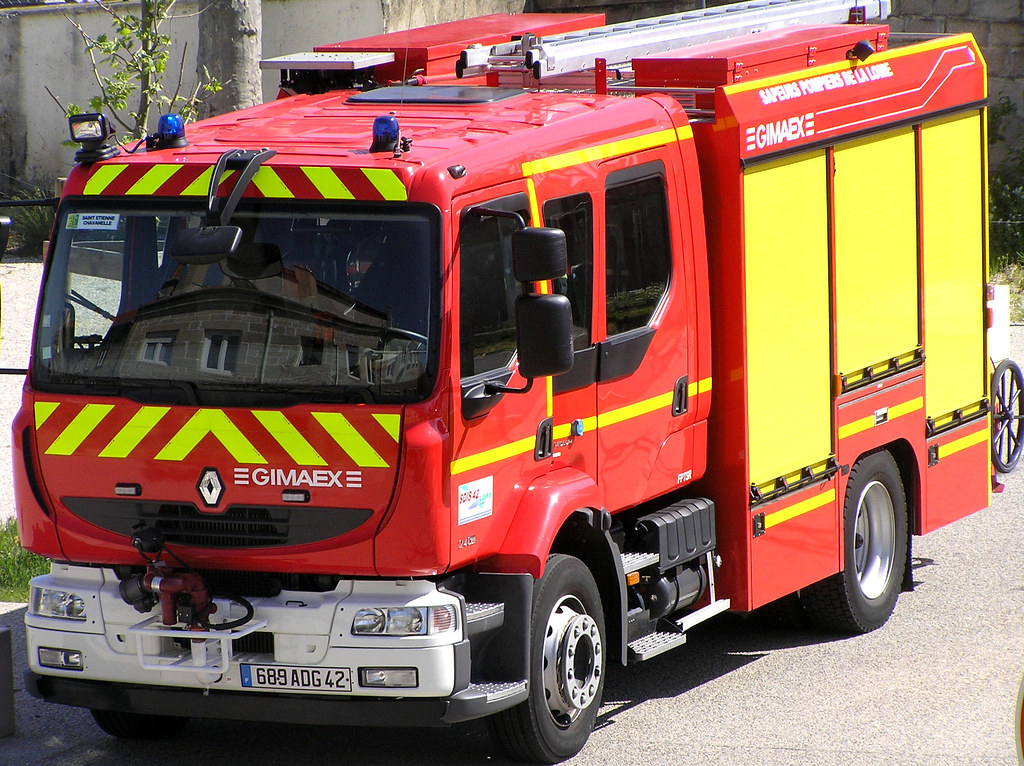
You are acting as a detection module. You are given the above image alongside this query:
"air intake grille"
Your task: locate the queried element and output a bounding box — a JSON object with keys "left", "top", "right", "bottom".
{"left": 63, "top": 498, "right": 374, "bottom": 549}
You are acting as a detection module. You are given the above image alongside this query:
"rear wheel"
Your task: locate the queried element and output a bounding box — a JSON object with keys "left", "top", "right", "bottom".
{"left": 992, "top": 358, "right": 1024, "bottom": 473}
{"left": 489, "top": 554, "right": 605, "bottom": 763}
{"left": 802, "top": 450, "right": 907, "bottom": 633}
{"left": 90, "top": 709, "right": 190, "bottom": 740}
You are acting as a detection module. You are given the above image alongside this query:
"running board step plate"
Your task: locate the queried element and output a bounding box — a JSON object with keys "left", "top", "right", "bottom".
{"left": 628, "top": 629, "right": 687, "bottom": 662}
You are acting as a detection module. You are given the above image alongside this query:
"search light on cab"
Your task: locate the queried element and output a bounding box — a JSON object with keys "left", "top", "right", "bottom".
{"left": 68, "top": 113, "right": 118, "bottom": 163}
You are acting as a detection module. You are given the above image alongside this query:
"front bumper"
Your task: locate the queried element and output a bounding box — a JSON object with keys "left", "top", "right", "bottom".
{"left": 25, "top": 566, "right": 531, "bottom": 725}
{"left": 26, "top": 668, "right": 528, "bottom": 726}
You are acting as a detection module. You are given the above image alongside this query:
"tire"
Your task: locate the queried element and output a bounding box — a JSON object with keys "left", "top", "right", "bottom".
{"left": 90, "top": 709, "right": 190, "bottom": 740}
{"left": 489, "top": 554, "right": 606, "bottom": 763}
{"left": 991, "top": 358, "right": 1024, "bottom": 473}
{"left": 801, "top": 451, "right": 908, "bottom": 634}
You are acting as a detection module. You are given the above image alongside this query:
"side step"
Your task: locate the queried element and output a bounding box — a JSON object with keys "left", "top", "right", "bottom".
{"left": 628, "top": 627, "right": 687, "bottom": 661}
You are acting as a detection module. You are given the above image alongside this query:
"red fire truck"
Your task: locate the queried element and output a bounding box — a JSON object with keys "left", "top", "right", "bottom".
{"left": 6, "top": 0, "right": 1001, "bottom": 760}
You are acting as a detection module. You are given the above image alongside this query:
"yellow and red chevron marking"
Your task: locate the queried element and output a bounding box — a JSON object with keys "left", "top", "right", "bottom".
{"left": 33, "top": 401, "right": 401, "bottom": 468}
{"left": 81, "top": 163, "right": 408, "bottom": 201}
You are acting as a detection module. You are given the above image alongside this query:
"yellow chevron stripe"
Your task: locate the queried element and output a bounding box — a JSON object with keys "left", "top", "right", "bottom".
{"left": 45, "top": 404, "right": 114, "bottom": 456}
{"left": 181, "top": 168, "right": 235, "bottom": 196}
{"left": 312, "top": 412, "right": 389, "bottom": 467}
{"left": 127, "top": 165, "right": 181, "bottom": 195}
{"left": 252, "top": 167, "right": 295, "bottom": 198}
{"left": 763, "top": 488, "right": 836, "bottom": 530}
{"left": 253, "top": 410, "right": 326, "bottom": 466}
{"left": 372, "top": 413, "right": 401, "bottom": 442}
{"left": 34, "top": 401, "right": 60, "bottom": 428}
{"left": 362, "top": 168, "right": 408, "bottom": 201}
{"left": 522, "top": 128, "right": 679, "bottom": 176}
{"left": 83, "top": 165, "right": 130, "bottom": 195}
{"left": 302, "top": 167, "right": 354, "bottom": 199}
{"left": 99, "top": 406, "right": 170, "bottom": 458}
{"left": 155, "top": 409, "right": 266, "bottom": 463}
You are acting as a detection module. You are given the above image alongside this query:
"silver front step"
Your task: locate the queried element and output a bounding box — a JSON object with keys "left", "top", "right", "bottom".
{"left": 628, "top": 629, "right": 687, "bottom": 661}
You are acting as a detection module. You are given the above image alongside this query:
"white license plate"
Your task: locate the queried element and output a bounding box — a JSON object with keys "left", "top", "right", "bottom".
{"left": 240, "top": 664, "right": 352, "bottom": 692}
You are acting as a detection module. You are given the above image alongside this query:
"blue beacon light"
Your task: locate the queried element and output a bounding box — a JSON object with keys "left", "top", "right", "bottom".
{"left": 370, "top": 114, "right": 400, "bottom": 153}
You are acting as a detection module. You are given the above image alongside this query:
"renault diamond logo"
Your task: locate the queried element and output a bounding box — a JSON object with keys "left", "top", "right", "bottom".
{"left": 197, "top": 468, "right": 224, "bottom": 507}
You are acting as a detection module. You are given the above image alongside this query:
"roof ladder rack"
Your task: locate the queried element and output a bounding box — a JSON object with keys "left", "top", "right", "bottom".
{"left": 458, "top": 0, "right": 890, "bottom": 81}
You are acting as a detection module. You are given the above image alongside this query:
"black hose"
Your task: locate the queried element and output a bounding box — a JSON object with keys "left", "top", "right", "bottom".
{"left": 213, "top": 594, "right": 256, "bottom": 631}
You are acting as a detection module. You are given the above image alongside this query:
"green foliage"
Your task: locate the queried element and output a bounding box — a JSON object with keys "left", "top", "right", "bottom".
{"left": 989, "top": 96, "right": 1024, "bottom": 269}
{"left": 59, "top": 0, "right": 221, "bottom": 139}
{"left": 0, "top": 189, "right": 56, "bottom": 259}
{"left": 0, "top": 517, "right": 50, "bottom": 603}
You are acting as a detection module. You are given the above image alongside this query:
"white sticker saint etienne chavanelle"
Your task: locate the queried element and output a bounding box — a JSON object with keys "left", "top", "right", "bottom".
{"left": 458, "top": 476, "right": 493, "bottom": 525}
{"left": 67, "top": 213, "right": 120, "bottom": 230}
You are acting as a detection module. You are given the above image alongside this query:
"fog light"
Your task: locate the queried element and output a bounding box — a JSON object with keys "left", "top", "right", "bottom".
{"left": 31, "top": 587, "right": 87, "bottom": 621}
{"left": 38, "top": 647, "right": 84, "bottom": 671}
{"left": 359, "top": 667, "right": 418, "bottom": 688}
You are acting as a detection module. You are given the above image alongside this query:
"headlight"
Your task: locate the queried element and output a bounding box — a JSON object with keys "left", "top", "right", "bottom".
{"left": 352, "top": 605, "right": 457, "bottom": 636}
{"left": 30, "top": 587, "right": 87, "bottom": 621}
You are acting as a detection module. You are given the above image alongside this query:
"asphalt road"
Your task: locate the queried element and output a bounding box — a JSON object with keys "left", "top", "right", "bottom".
{"left": 1, "top": 255, "right": 1022, "bottom": 765}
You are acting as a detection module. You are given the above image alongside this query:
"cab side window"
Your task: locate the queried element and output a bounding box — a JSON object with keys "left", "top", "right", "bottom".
{"left": 544, "top": 193, "right": 593, "bottom": 349}
{"left": 605, "top": 165, "right": 671, "bottom": 336}
{"left": 459, "top": 196, "right": 529, "bottom": 378}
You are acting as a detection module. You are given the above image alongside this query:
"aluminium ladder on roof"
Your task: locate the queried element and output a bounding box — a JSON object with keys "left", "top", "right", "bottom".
{"left": 457, "top": 0, "right": 891, "bottom": 80}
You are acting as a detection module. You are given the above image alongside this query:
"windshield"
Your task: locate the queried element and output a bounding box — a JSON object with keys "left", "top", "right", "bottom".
{"left": 35, "top": 199, "right": 440, "bottom": 405}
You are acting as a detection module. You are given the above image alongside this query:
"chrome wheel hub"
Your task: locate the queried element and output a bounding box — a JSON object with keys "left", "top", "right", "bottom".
{"left": 541, "top": 595, "right": 602, "bottom": 725}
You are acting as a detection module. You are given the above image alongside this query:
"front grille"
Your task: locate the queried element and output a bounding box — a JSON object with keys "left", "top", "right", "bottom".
{"left": 154, "top": 504, "right": 287, "bottom": 547}
{"left": 63, "top": 498, "right": 373, "bottom": 548}
{"left": 233, "top": 631, "right": 275, "bottom": 656}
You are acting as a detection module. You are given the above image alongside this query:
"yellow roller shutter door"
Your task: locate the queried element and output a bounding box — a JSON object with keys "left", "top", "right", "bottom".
{"left": 743, "top": 151, "right": 832, "bottom": 488}
{"left": 920, "top": 113, "right": 986, "bottom": 420}
{"left": 833, "top": 129, "right": 919, "bottom": 376}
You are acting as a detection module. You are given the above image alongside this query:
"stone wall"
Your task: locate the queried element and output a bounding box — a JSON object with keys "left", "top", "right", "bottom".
{"left": 0, "top": 0, "right": 524, "bottom": 195}
{"left": 884, "top": 2, "right": 1023, "bottom": 165}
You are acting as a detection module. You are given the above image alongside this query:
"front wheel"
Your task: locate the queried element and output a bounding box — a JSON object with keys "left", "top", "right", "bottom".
{"left": 489, "top": 554, "right": 606, "bottom": 763}
{"left": 801, "top": 450, "right": 908, "bottom": 634}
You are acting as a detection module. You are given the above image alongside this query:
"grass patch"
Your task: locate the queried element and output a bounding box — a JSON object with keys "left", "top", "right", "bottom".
{"left": 0, "top": 517, "right": 50, "bottom": 602}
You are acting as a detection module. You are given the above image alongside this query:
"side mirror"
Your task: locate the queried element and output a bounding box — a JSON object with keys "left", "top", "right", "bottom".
{"left": 512, "top": 227, "right": 567, "bottom": 282}
{"left": 170, "top": 225, "right": 242, "bottom": 264}
{"left": 0, "top": 216, "right": 11, "bottom": 263}
{"left": 515, "top": 293, "right": 573, "bottom": 378}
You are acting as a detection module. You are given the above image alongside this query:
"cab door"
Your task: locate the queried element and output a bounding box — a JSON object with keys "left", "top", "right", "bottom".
{"left": 448, "top": 186, "right": 551, "bottom": 567}
{"left": 594, "top": 152, "right": 697, "bottom": 511}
